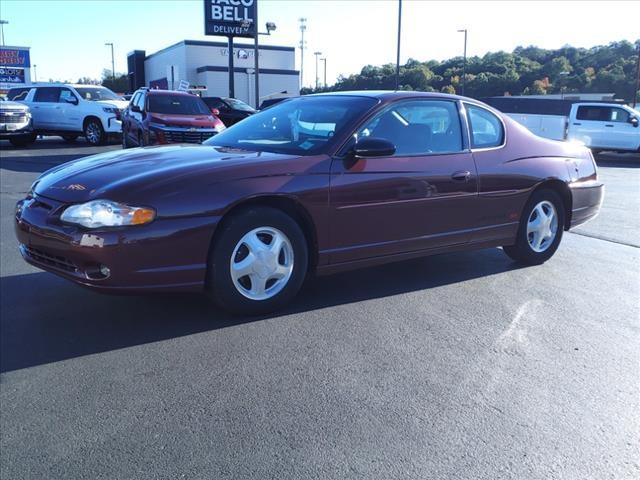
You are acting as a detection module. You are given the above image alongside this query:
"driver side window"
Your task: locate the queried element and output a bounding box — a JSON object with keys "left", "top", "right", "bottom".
{"left": 357, "top": 100, "right": 463, "bottom": 155}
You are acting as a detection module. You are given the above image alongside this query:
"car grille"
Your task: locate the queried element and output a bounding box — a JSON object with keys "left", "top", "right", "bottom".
{"left": 0, "top": 112, "right": 28, "bottom": 123}
{"left": 22, "top": 245, "right": 78, "bottom": 273}
{"left": 164, "top": 129, "right": 216, "bottom": 144}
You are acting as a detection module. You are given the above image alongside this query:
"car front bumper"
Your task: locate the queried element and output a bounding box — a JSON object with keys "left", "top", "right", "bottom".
{"left": 0, "top": 119, "right": 33, "bottom": 139}
{"left": 569, "top": 179, "right": 604, "bottom": 228}
{"left": 15, "top": 195, "right": 220, "bottom": 293}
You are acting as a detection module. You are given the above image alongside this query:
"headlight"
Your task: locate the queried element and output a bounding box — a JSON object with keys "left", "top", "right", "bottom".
{"left": 60, "top": 200, "right": 155, "bottom": 228}
{"left": 102, "top": 107, "right": 119, "bottom": 114}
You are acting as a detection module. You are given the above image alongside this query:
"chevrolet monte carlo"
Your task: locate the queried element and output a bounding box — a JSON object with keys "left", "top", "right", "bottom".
{"left": 15, "top": 92, "right": 604, "bottom": 314}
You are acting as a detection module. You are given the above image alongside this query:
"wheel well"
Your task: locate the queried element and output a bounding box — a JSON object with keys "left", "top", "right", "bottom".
{"left": 83, "top": 115, "right": 103, "bottom": 131}
{"left": 534, "top": 180, "right": 572, "bottom": 230}
{"left": 213, "top": 196, "right": 319, "bottom": 271}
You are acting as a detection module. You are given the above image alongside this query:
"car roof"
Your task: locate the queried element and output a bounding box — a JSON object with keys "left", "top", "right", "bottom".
{"left": 145, "top": 89, "right": 196, "bottom": 97}
{"left": 308, "top": 90, "right": 471, "bottom": 102}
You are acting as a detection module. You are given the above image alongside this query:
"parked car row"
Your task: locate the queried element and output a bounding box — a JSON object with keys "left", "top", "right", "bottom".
{"left": 1, "top": 83, "right": 263, "bottom": 148}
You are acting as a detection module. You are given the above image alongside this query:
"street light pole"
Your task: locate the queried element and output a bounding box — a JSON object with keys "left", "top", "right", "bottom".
{"left": 299, "top": 18, "right": 307, "bottom": 89}
{"left": 252, "top": 22, "right": 276, "bottom": 109}
{"left": 33, "top": 64, "right": 37, "bottom": 82}
{"left": 633, "top": 43, "right": 640, "bottom": 109}
{"left": 395, "top": 0, "right": 402, "bottom": 91}
{"left": 314, "top": 51, "right": 322, "bottom": 90}
{"left": 321, "top": 57, "right": 327, "bottom": 88}
{"left": 105, "top": 42, "right": 115, "bottom": 81}
{"left": 0, "top": 20, "right": 8, "bottom": 46}
{"left": 457, "top": 29, "right": 467, "bottom": 96}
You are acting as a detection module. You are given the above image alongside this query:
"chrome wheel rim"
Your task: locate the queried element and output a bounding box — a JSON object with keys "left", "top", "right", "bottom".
{"left": 85, "top": 122, "right": 101, "bottom": 144}
{"left": 230, "top": 227, "right": 294, "bottom": 301}
{"left": 527, "top": 200, "right": 558, "bottom": 253}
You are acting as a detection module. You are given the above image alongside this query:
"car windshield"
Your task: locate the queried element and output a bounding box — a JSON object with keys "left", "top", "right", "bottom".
{"left": 148, "top": 94, "right": 211, "bottom": 115}
{"left": 75, "top": 87, "right": 121, "bottom": 101}
{"left": 204, "top": 95, "right": 378, "bottom": 155}
{"left": 224, "top": 97, "right": 255, "bottom": 112}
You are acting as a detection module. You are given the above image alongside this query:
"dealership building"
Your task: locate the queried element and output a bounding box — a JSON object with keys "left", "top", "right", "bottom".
{"left": 127, "top": 40, "right": 299, "bottom": 105}
{"left": 0, "top": 46, "right": 32, "bottom": 92}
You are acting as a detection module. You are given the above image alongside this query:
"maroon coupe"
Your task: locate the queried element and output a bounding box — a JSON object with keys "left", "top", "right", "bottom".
{"left": 15, "top": 92, "right": 604, "bottom": 314}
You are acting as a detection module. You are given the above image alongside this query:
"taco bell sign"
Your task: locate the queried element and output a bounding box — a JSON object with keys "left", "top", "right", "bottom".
{"left": 204, "top": 0, "right": 257, "bottom": 38}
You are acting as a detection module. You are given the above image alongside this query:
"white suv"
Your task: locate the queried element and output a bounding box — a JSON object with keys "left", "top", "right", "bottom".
{"left": 8, "top": 84, "right": 129, "bottom": 145}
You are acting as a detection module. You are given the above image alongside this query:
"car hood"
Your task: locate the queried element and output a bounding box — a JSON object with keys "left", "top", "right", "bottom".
{"left": 149, "top": 112, "right": 219, "bottom": 127}
{"left": 0, "top": 100, "right": 29, "bottom": 111}
{"left": 95, "top": 99, "right": 129, "bottom": 110}
{"left": 34, "top": 144, "right": 299, "bottom": 203}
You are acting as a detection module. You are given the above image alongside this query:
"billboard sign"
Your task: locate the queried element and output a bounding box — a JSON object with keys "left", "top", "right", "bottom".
{"left": 0, "top": 47, "right": 31, "bottom": 68}
{"left": 0, "top": 67, "right": 26, "bottom": 84}
{"left": 204, "top": 0, "right": 257, "bottom": 38}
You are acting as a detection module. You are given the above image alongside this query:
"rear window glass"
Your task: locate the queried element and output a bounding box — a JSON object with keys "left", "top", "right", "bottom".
{"left": 148, "top": 94, "right": 211, "bottom": 115}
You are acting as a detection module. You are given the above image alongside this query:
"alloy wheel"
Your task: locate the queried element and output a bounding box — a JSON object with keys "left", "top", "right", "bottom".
{"left": 526, "top": 200, "right": 558, "bottom": 253}
{"left": 229, "top": 227, "right": 294, "bottom": 301}
{"left": 85, "top": 122, "right": 101, "bottom": 145}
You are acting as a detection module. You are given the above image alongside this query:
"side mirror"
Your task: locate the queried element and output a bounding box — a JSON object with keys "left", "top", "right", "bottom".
{"left": 131, "top": 105, "right": 142, "bottom": 113}
{"left": 630, "top": 116, "right": 639, "bottom": 128}
{"left": 211, "top": 108, "right": 220, "bottom": 116}
{"left": 65, "top": 97, "right": 79, "bottom": 105}
{"left": 352, "top": 137, "right": 396, "bottom": 158}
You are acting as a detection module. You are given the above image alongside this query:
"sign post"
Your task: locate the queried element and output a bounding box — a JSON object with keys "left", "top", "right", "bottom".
{"left": 204, "top": 0, "right": 258, "bottom": 99}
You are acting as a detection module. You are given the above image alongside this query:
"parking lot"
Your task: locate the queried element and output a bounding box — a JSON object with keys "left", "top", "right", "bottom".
{"left": 1, "top": 139, "right": 638, "bottom": 479}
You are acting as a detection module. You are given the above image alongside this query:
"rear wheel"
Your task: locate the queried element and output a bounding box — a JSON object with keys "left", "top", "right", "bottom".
{"left": 84, "top": 118, "right": 105, "bottom": 145}
{"left": 62, "top": 134, "right": 79, "bottom": 143}
{"left": 207, "top": 207, "right": 308, "bottom": 315}
{"left": 9, "top": 133, "right": 37, "bottom": 147}
{"left": 503, "top": 189, "right": 565, "bottom": 265}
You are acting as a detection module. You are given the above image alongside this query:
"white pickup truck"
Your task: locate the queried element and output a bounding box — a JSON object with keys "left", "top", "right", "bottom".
{"left": 483, "top": 97, "right": 640, "bottom": 153}
{"left": 7, "top": 83, "right": 129, "bottom": 145}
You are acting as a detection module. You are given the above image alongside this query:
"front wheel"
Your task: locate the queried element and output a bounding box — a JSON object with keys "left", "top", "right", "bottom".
{"left": 207, "top": 207, "right": 308, "bottom": 315}
{"left": 84, "top": 119, "right": 106, "bottom": 145}
{"left": 9, "top": 133, "right": 37, "bottom": 147}
{"left": 503, "top": 189, "right": 565, "bottom": 265}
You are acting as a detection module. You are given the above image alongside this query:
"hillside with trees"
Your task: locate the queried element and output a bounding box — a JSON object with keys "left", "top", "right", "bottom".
{"left": 304, "top": 40, "right": 640, "bottom": 102}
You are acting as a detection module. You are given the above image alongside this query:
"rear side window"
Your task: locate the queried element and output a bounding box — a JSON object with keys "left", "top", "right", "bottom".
{"left": 466, "top": 104, "right": 504, "bottom": 149}
{"left": 7, "top": 87, "right": 31, "bottom": 101}
{"left": 34, "top": 87, "right": 62, "bottom": 103}
{"left": 576, "top": 106, "right": 611, "bottom": 121}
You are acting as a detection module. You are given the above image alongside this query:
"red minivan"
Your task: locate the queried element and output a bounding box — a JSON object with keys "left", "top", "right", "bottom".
{"left": 121, "top": 88, "right": 226, "bottom": 148}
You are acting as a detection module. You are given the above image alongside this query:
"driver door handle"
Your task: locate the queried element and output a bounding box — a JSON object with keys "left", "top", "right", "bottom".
{"left": 451, "top": 170, "right": 471, "bottom": 182}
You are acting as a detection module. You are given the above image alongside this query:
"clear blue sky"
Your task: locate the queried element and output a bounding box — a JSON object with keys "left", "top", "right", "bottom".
{"left": 2, "top": 0, "right": 638, "bottom": 87}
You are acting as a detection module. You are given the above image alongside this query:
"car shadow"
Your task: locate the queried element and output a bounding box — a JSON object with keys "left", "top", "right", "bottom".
{"left": 594, "top": 152, "right": 640, "bottom": 168}
{"left": 0, "top": 247, "right": 524, "bottom": 373}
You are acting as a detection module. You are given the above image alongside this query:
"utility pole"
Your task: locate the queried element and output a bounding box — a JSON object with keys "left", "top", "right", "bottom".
{"left": 0, "top": 20, "right": 7, "bottom": 46}
{"left": 105, "top": 42, "right": 115, "bottom": 81}
{"left": 321, "top": 57, "right": 327, "bottom": 88}
{"left": 299, "top": 18, "right": 307, "bottom": 89}
{"left": 457, "top": 29, "right": 467, "bottom": 96}
{"left": 314, "top": 51, "right": 322, "bottom": 90}
{"left": 633, "top": 43, "right": 640, "bottom": 109}
{"left": 395, "top": 0, "right": 402, "bottom": 91}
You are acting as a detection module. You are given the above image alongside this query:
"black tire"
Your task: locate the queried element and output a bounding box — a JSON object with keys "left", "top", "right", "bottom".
{"left": 84, "top": 118, "right": 106, "bottom": 145}
{"left": 207, "top": 206, "right": 308, "bottom": 315}
{"left": 62, "top": 134, "right": 79, "bottom": 143}
{"left": 9, "top": 133, "right": 37, "bottom": 147}
{"left": 122, "top": 130, "right": 130, "bottom": 149}
{"left": 503, "top": 189, "right": 565, "bottom": 265}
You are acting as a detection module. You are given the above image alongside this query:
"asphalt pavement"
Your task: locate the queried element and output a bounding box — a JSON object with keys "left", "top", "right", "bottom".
{"left": 1, "top": 138, "right": 639, "bottom": 479}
